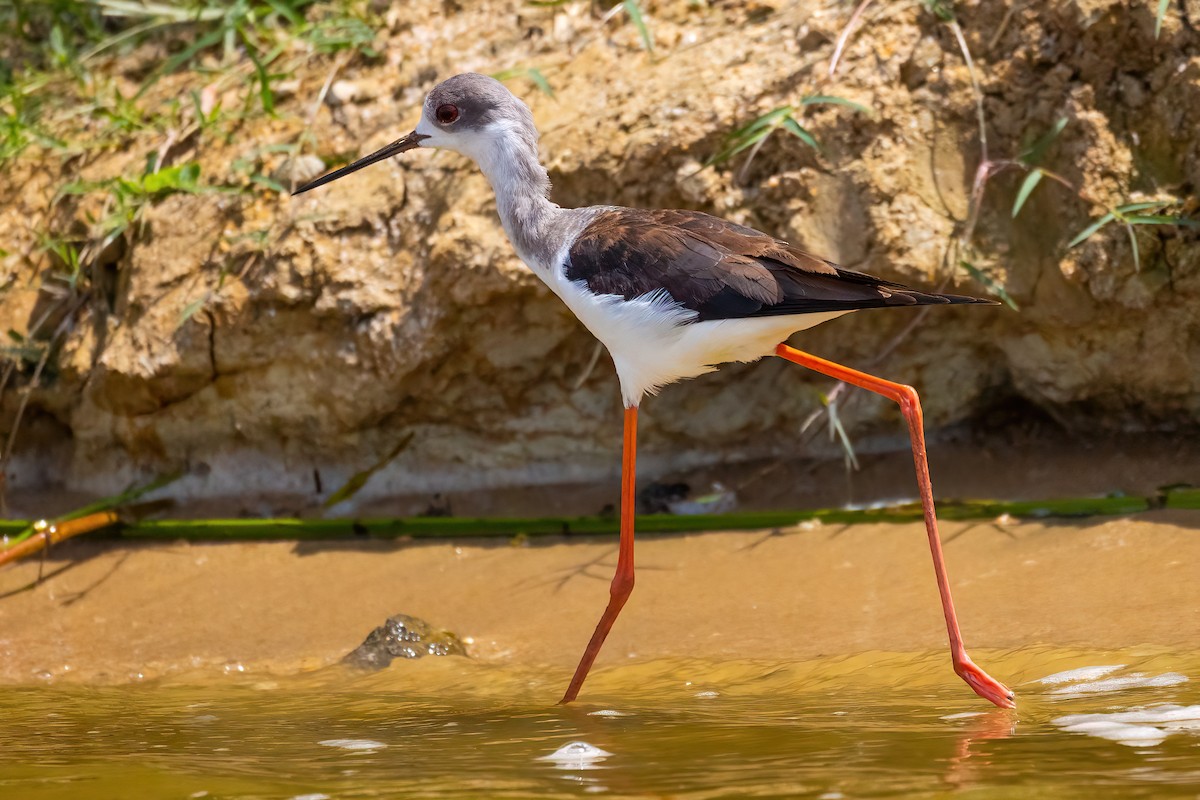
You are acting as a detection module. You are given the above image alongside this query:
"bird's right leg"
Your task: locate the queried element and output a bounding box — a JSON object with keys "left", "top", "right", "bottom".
{"left": 775, "top": 343, "right": 1014, "bottom": 709}
{"left": 560, "top": 405, "right": 638, "bottom": 704}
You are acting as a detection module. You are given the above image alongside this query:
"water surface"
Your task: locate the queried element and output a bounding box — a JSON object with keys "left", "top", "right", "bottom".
{"left": 3, "top": 647, "right": 1198, "bottom": 799}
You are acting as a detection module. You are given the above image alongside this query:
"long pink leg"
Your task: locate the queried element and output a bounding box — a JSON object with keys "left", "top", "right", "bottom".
{"left": 776, "top": 343, "right": 1014, "bottom": 708}
{"left": 560, "top": 405, "right": 638, "bottom": 704}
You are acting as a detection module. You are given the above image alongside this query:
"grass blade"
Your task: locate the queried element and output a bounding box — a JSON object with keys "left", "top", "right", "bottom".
{"left": 323, "top": 433, "right": 415, "bottom": 509}
{"left": 1115, "top": 200, "right": 1171, "bottom": 213}
{"left": 960, "top": 260, "right": 1018, "bottom": 310}
{"left": 1012, "top": 168, "right": 1043, "bottom": 218}
{"left": 525, "top": 68, "right": 555, "bottom": 98}
{"left": 1156, "top": 0, "right": 1170, "bottom": 37}
{"left": 706, "top": 108, "right": 794, "bottom": 167}
{"left": 492, "top": 67, "right": 555, "bottom": 98}
{"left": 1019, "top": 116, "right": 1068, "bottom": 165}
{"left": 1067, "top": 212, "right": 1115, "bottom": 248}
{"left": 730, "top": 106, "right": 793, "bottom": 138}
{"left": 623, "top": 0, "right": 654, "bottom": 54}
{"left": 800, "top": 95, "right": 871, "bottom": 116}
{"left": 1125, "top": 221, "right": 1141, "bottom": 272}
{"left": 781, "top": 116, "right": 821, "bottom": 152}
{"left": 1125, "top": 214, "right": 1200, "bottom": 227}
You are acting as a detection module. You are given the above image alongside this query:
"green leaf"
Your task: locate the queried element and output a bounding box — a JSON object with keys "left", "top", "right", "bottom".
{"left": 250, "top": 172, "right": 288, "bottom": 193}
{"left": 781, "top": 117, "right": 821, "bottom": 152}
{"left": 960, "top": 260, "right": 1018, "bottom": 310}
{"left": 921, "top": 0, "right": 955, "bottom": 22}
{"left": 526, "top": 68, "right": 555, "bottom": 99}
{"left": 138, "top": 27, "right": 225, "bottom": 96}
{"left": 1012, "top": 168, "right": 1043, "bottom": 218}
{"left": 1125, "top": 214, "right": 1200, "bottom": 228}
{"left": 264, "top": 0, "right": 305, "bottom": 26}
{"left": 1115, "top": 200, "right": 1171, "bottom": 213}
{"left": 1019, "top": 117, "right": 1068, "bottom": 165}
{"left": 623, "top": 0, "right": 654, "bottom": 54}
{"left": 1155, "top": 0, "right": 1170, "bottom": 37}
{"left": 244, "top": 35, "right": 276, "bottom": 115}
{"left": 730, "top": 106, "right": 793, "bottom": 138}
{"left": 491, "top": 67, "right": 555, "bottom": 99}
{"left": 177, "top": 294, "right": 210, "bottom": 329}
{"left": 142, "top": 162, "right": 201, "bottom": 194}
{"left": 57, "top": 180, "right": 96, "bottom": 196}
{"left": 800, "top": 95, "right": 871, "bottom": 116}
{"left": 721, "top": 128, "right": 773, "bottom": 159}
{"left": 1067, "top": 212, "right": 1115, "bottom": 248}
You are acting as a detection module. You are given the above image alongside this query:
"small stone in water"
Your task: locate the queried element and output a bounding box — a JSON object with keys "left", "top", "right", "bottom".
{"left": 342, "top": 614, "right": 466, "bottom": 670}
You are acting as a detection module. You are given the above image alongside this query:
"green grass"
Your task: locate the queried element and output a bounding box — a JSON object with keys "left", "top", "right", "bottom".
{"left": 705, "top": 96, "right": 870, "bottom": 175}
{"left": 1011, "top": 117, "right": 1069, "bottom": 218}
{"left": 1155, "top": 0, "right": 1171, "bottom": 37}
{"left": 491, "top": 67, "right": 556, "bottom": 99}
{"left": 1069, "top": 200, "right": 1200, "bottom": 271}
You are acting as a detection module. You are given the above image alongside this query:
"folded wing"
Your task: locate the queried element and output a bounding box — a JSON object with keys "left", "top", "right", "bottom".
{"left": 565, "top": 208, "right": 993, "bottom": 322}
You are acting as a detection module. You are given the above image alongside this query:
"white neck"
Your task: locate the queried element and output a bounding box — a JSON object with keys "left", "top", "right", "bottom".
{"left": 469, "top": 124, "right": 566, "bottom": 274}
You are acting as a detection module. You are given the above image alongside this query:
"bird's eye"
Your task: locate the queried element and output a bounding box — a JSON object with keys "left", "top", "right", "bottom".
{"left": 436, "top": 104, "right": 460, "bottom": 124}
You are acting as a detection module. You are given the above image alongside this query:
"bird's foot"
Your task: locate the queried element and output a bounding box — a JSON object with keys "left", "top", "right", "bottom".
{"left": 954, "top": 654, "right": 1015, "bottom": 709}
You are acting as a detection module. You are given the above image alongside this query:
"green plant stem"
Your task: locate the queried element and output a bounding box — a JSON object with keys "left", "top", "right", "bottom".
{"left": 0, "top": 494, "right": 1156, "bottom": 544}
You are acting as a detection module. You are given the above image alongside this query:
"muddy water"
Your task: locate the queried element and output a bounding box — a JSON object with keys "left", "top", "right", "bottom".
{"left": 2, "top": 648, "right": 1199, "bottom": 799}
{"left": 2, "top": 511, "right": 1199, "bottom": 797}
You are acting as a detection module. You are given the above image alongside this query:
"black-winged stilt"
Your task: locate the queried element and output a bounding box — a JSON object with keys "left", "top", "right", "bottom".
{"left": 294, "top": 73, "right": 1015, "bottom": 709}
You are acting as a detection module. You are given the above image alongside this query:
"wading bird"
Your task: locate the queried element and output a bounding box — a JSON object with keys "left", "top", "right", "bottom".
{"left": 294, "top": 73, "right": 1015, "bottom": 709}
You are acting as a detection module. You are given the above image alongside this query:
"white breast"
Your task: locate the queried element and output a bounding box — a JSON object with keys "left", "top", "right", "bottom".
{"left": 547, "top": 259, "right": 850, "bottom": 407}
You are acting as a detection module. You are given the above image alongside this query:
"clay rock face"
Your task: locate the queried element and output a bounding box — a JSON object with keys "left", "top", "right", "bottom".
{"left": 2, "top": 0, "right": 1198, "bottom": 505}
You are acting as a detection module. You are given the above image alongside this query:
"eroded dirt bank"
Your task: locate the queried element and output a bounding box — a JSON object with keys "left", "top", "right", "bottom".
{"left": 0, "top": 511, "right": 1197, "bottom": 685}
{"left": 2, "top": 1, "right": 1199, "bottom": 503}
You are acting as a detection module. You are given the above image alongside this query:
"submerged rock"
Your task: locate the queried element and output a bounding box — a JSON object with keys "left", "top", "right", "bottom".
{"left": 342, "top": 614, "right": 466, "bottom": 670}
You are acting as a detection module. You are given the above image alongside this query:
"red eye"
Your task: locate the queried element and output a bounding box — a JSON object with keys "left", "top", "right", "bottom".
{"left": 436, "top": 104, "right": 459, "bottom": 124}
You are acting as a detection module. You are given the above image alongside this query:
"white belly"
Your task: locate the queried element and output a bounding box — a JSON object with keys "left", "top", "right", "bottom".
{"left": 552, "top": 276, "right": 849, "bottom": 407}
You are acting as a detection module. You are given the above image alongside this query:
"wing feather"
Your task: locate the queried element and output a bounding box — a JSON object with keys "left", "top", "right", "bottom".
{"left": 564, "top": 208, "right": 992, "bottom": 321}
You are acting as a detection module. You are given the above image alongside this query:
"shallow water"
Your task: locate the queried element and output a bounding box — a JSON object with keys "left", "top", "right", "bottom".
{"left": 3, "top": 648, "right": 1199, "bottom": 799}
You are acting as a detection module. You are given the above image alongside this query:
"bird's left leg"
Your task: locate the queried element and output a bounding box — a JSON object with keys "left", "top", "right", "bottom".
{"left": 560, "top": 405, "right": 638, "bottom": 704}
{"left": 775, "top": 343, "right": 1014, "bottom": 709}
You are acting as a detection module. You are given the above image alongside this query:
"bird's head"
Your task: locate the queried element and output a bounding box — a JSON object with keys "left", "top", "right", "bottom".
{"left": 292, "top": 72, "right": 538, "bottom": 195}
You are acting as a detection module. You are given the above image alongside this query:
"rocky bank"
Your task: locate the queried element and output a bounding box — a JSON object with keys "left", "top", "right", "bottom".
{"left": 2, "top": 0, "right": 1198, "bottom": 509}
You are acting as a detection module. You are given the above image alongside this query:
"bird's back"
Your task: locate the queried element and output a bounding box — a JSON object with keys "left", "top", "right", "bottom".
{"left": 564, "top": 207, "right": 992, "bottom": 322}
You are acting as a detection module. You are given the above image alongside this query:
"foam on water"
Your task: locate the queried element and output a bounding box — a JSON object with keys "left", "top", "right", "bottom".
{"left": 1037, "top": 665, "right": 1125, "bottom": 685}
{"left": 317, "top": 739, "right": 387, "bottom": 752}
{"left": 538, "top": 741, "right": 613, "bottom": 770}
{"left": 1049, "top": 672, "right": 1188, "bottom": 696}
{"left": 1053, "top": 705, "right": 1200, "bottom": 748}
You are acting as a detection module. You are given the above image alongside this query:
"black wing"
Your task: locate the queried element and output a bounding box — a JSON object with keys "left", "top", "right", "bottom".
{"left": 565, "top": 208, "right": 993, "bottom": 322}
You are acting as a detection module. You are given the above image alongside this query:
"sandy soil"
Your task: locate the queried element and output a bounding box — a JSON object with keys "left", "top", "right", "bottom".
{"left": 1, "top": 510, "right": 1197, "bottom": 686}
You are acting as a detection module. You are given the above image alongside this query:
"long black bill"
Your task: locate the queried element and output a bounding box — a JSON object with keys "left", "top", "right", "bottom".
{"left": 291, "top": 131, "right": 428, "bottom": 195}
